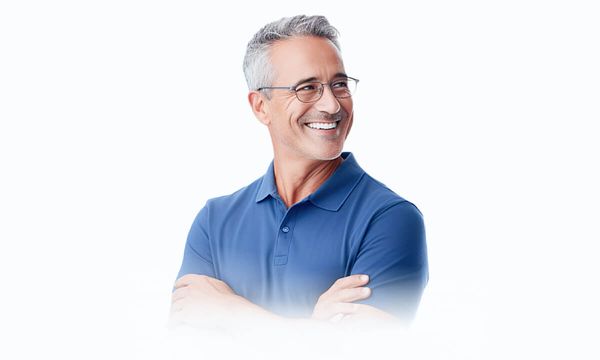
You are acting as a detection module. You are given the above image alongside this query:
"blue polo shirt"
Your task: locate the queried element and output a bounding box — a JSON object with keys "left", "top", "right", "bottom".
{"left": 176, "top": 152, "right": 428, "bottom": 319}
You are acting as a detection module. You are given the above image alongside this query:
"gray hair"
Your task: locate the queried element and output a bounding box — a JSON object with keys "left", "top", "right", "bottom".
{"left": 243, "top": 15, "right": 341, "bottom": 92}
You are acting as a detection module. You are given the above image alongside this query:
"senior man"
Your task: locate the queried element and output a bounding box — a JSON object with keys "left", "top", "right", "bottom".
{"left": 171, "top": 15, "right": 428, "bottom": 327}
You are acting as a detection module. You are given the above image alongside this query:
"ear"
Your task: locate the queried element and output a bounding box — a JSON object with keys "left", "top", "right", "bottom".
{"left": 248, "top": 91, "right": 271, "bottom": 126}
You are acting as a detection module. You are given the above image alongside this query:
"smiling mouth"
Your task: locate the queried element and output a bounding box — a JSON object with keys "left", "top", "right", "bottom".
{"left": 304, "top": 120, "right": 340, "bottom": 130}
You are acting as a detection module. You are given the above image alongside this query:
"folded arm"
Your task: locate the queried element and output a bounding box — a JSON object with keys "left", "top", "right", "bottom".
{"left": 169, "top": 273, "right": 386, "bottom": 329}
{"left": 349, "top": 200, "right": 429, "bottom": 322}
{"left": 171, "top": 200, "right": 428, "bottom": 328}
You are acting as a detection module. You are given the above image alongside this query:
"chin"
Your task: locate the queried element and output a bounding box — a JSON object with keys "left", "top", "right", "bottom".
{"left": 313, "top": 147, "right": 343, "bottom": 161}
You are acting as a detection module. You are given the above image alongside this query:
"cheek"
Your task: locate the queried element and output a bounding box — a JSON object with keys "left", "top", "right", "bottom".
{"left": 342, "top": 103, "right": 353, "bottom": 124}
{"left": 275, "top": 99, "right": 303, "bottom": 122}
{"left": 288, "top": 106, "right": 312, "bottom": 127}
{"left": 343, "top": 99, "right": 353, "bottom": 114}
{"left": 345, "top": 117, "right": 353, "bottom": 139}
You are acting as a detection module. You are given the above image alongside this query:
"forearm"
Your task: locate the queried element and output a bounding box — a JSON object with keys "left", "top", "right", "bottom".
{"left": 171, "top": 274, "right": 398, "bottom": 333}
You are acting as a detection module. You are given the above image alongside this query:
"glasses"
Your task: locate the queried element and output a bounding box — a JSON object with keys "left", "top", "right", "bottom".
{"left": 256, "top": 76, "right": 359, "bottom": 103}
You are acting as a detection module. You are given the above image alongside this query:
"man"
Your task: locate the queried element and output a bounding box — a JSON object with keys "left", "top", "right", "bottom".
{"left": 171, "top": 15, "right": 428, "bottom": 328}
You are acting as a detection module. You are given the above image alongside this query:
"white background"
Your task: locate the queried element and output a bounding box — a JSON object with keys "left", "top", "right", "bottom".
{"left": 1, "top": 1, "right": 599, "bottom": 359}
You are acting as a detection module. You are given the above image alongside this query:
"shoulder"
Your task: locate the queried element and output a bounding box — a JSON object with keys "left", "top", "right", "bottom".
{"left": 204, "top": 176, "right": 263, "bottom": 209}
{"left": 356, "top": 176, "right": 426, "bottom": 258}
{"left": 201, "top": 176, "right": 263, "bottom": 215}
{"left": 190, "top": 176, "right": 262, "bottom": 230}
{"left": 353, "top": 172, "right": 423, "bottom": 219}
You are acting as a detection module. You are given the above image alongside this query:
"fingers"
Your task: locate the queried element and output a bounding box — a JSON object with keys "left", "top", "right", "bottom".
{"left": 312, "top": 275, "right": 373, "bottom": 321}
{"left": 320, "top": 274, "right": 370, "bottom": 302}
{"left": 326, "top": 286, "right": 371, "bottom": 303}
{"left": 170, "top": 298, "right": 185, "bottom": 314}
{"left": 170, "top": 287, "right": 187, "bottom": 313}
{"left": 174, "top": 274, "right": 206, "bottom": 289}
{"left": 327, "top": 302, "right": 360, "bottom": 315}
{"left": 323, "top": 303, "right": 385, "bottom": 321}
{"left": 330, "top": 274, "right": 369, "bottom": 291}
{"left": 174, "top": 274, "right": 226, "bottom": 289}
{"left": 341, "top": 304, "right": 400, "bottom": 323}
{"left": 171, "top": 286, "right": 188, "bottom": 303}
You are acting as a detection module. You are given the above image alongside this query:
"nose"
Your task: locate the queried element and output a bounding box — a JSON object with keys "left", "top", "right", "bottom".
{"left": 314, "top": 84, "right": 341, "bottom": 114}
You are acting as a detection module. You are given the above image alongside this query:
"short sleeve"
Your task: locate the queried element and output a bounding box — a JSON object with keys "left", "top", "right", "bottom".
{"left": 350, "top": 201, "right": 429, "bottom": 321}
{"left": 175, "top": 203, "right": 216, "bottom": 282}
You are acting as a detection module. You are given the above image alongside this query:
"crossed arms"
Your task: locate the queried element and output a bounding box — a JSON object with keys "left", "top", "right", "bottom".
{"left": 169, "top": 273, "right": 398, "bottom": 329}
{"left": 170, "top": 200, "right": 428, "bottom": 328}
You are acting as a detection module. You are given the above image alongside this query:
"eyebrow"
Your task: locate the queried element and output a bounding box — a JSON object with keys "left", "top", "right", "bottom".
{"left": 293, "top": 72, "right": 348, "bottom": 87}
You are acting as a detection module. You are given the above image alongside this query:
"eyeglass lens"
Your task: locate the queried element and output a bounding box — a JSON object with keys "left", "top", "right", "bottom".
{"left": 295, "top": 78, "right": 357, "bottom": 102}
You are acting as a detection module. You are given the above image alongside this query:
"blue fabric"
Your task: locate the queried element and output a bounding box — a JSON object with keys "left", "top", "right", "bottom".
{"left": 176, "top": 152, "right": 428, "bottom": 319}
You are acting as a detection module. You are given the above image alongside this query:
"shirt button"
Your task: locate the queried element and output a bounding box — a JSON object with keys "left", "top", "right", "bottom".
{"left": 281, "top": 226, "right": 290, "bottom": 233}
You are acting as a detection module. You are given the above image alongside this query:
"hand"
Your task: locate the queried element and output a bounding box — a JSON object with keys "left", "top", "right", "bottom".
{"left": 169, "top": 274, "right": 258, "bottom": 328}
{"left": 337, "top": 303, "right": 399, "bottom": 324}
{"left": 311, "top": 274, "right": 373, "bottom": 322}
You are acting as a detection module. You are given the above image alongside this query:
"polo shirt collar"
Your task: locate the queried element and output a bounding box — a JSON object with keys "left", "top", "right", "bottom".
{"left": 255, "top": 152, "right": 366, "bottom": 212}
{"left": 255, "top": 161, "right": 278, "bottom": 203}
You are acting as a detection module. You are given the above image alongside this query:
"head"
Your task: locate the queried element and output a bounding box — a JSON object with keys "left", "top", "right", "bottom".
{"left": 244, "top": 15, "right": 355, "bottom": 162}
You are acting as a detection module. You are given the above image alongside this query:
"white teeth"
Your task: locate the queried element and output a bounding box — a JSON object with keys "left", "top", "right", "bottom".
{"left": 306, "top": 122, "right": 338, "bottom": 130}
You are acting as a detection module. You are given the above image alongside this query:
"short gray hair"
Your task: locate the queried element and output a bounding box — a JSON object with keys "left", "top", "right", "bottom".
{"left": 243, "top": 15, "right": 341, "bottom": 91}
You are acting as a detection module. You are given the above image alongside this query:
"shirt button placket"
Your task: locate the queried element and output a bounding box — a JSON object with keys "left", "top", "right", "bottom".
{"left": 274, "top": 212, "right": 296, "bottom": 266}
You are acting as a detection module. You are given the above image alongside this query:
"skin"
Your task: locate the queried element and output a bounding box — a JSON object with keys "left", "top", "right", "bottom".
{"left": 170, "top": 36, "right": 396, "bottom": 329}
{"left": 248, "top": 36, "right": 354, "bottom": 208}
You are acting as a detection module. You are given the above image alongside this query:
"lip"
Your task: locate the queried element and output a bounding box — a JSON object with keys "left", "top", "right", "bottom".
{"left": 303, "top": 120, "right": 340, "bottom": 125}
{"left": 303, "top": 120, "right": 341, "bottom": 134}
{"left": 302, "top": 118, "right": 342, "bottom": 125}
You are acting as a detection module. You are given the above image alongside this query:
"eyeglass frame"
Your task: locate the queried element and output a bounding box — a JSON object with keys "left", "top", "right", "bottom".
{"left": 256, "top": 76, "right": 359, "bottom": 103}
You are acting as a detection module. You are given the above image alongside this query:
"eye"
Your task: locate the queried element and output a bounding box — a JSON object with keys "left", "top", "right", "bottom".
{"left": 331, "top": 79, "right": 349, "bottom": 88}
{"left": 296, "top": 83, "right": 319, "bottom": 92}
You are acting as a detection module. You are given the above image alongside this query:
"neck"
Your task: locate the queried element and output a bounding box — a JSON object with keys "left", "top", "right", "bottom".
{"left": 273, "top": 154, "right": 343, "bottom": 208}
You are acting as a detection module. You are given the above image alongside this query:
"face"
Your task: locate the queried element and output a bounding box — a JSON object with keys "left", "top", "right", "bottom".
{"left": 251, "top": 36, "right": 354, "bottom": 162}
